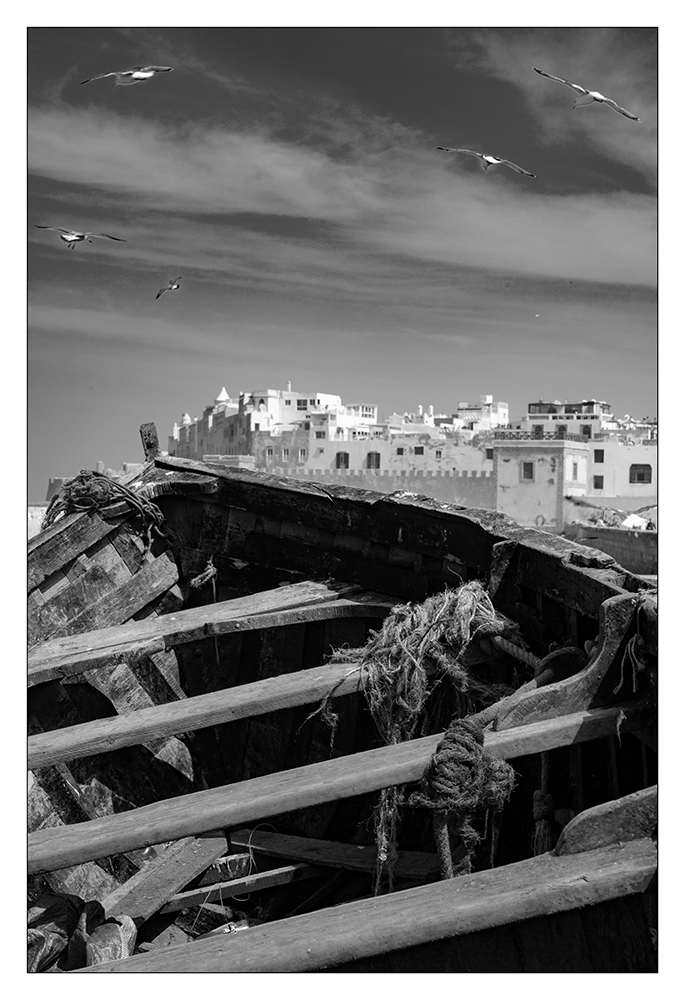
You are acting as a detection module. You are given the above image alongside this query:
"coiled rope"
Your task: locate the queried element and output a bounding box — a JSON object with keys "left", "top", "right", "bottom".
{"left": 42, "top": 470, "right": 165, "bottom": 548}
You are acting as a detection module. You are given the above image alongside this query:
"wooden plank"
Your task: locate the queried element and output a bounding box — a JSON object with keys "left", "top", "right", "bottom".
{"left": 140, "top": 422, "right": 161, "bottom": 461}
{"left": 28, "top": 701, "right": 650, "bottom": 875}
{"left": 57, "top": 550, "right": 179, "bottom": 637}
{"left": 229, "top": 829, "right": 440, "bottom": 880}
{"left": 555, "top": 785, "right": 657, "bottom": 856}
{"left": 28, "top": 661, "right": 363, "bottom": 769}
{"left": 28, "top": 512, "right": 124, "bottom": 592}
{"left": 160, "top": 864, "right": 327, "bottom": 913}
{"left": 99, "top": 831, "right": 228, "bottom": 925}
{"left": 74, "top": 837, "right": 656, "bottom": 973}
{"left": 28, "top": 587, "right": 392, "bottom": 687}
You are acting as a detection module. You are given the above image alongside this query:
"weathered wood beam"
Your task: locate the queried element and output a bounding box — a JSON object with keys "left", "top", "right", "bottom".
{"left": 28, "top": 701, "right": 650, "bottom": 875}
{"left": 229, "top": 829, "right": 440, "bottom": 880}
{"left": 100, "top": 831, "right": 228, "bottom": 926}
{"left": 74, "top": 837, "right": 656, "bottom": 973}
{"left": 28, "top": 661, "right": 363, "bottom": 769}
{"left": 28, "top": 580, "right": 393, "bottom": 686}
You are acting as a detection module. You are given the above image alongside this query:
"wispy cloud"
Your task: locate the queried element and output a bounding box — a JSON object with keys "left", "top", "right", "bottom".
{"left": 29, "top": 101, "right": 655, "bottom": 289}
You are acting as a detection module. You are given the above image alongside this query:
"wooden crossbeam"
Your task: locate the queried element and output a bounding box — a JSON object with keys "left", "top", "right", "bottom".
{"left": 28, "top": 661, "right": 363, "bottom": 769}
{"left": 28, "top": 700, "right": 650, "bottom": 876}
{"left": 28, "top": 581, "right": 393, "bottom": 686}
{"left": 74, "top": 837, "right": 656, "bottom": 973}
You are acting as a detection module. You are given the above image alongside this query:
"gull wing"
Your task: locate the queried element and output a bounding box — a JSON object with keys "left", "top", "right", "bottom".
{"left": 532, "top": 67, "right": 588, "bottom": 95}
{"left": 141, "top": 66, "right": 173, "bottom": 73}
{"left": 500, "top": 159, "right": 536, "bottom": 178}
{"left": 156, "top": 287, "right": 168, "bottom": 300}
{"left": 602, "top": 98, "right": 641, "bottom": 121}
{"left": 80, "top": 71, "right": 120, "bottom": 85}
{"left": 173, "top": 277, "right": 182, "bottom": 284}
{"left": 85, "top": 232, "right": 127, "bottom": 241}
{"left": 34, "top": 225, "right": 71, "bottom": 234}
{"left": 436, "top": 146, "right": 481, "bottom": 158}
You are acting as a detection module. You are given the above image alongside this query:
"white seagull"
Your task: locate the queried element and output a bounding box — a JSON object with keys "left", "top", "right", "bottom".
{"left": 34, "top": 226, "right": 127, "bottom": 250}
{"left": 436, "top": 147, "right": 536, "bottom": 177}
{"left": 156, "top": 277, "right": 182, "bottom": 300}
{"left": 81, "top": 66, "right": 173, "bottom": 87}
{"left": 532, "top": 67, "right": 640, "bottom": 121}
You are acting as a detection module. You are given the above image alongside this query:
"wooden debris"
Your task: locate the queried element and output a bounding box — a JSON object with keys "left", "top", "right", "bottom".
{"left": 99, "top": 831, "right": 229, "bottom": 925}
{"left": 160, "top": 864, "right": 328, "bottom": 913}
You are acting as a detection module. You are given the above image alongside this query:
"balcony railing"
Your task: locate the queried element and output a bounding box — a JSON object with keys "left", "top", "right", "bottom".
{"left": 493, "top": 431, "right": 589, "bottom": 443}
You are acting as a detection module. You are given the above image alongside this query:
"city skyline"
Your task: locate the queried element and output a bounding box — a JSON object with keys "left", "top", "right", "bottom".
{"left": 28, "top": 26, "right": 656, "bottom": 499}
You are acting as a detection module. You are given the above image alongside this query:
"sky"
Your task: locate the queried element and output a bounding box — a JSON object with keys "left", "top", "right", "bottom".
{"left": 27, "top": 24, "right": 657, "bottom": 500}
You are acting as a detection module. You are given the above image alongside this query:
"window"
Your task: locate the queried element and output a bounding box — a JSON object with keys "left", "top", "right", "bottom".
{"left": 362, "top": 406, "right": 375, "bottom": 418}
{"left": 486, "top": 448, "right": 494, "bottom": 460}
{"left": 594, "top": 449, "right": 605, "bottom": 463}
{"left": 282, "top": 448, "right": 290, "bottom": 459}
{"left": 315, "top": 431, "right": 326, "bottom": 439}
{"left": 316, "top": 448, "right": 325, "bottom": 455}
{"left": 396, "top": 447, "right": 404, "bottom": 456}
{"left": 254, "top": 423, "right": 260, "bottom": 431}
{"left": 366, "top": 452, "right": 381, "bottom": 469}
{"left": 629, "top": 464, "right": 652, "bottom": 484}
{"left": 266, "top": 447, "right": 273, "bottom": 458}
{"left": 581, "top": 425, "right": 592, "bottom": 437}
{"left": 297, "top": 399, "right": 307, "bottom": 410}
{"left": 572, "top": 462, "right": 578, "bottom": 481}
{"left": 533, "top": 425, "right": 544, "bottom": 438}
{"left": 304, "top": 422, "right": 311, "bottom": 430}
{"left": 521, "top": 461, "right": 535, "bottom": 481}
{"left": 285, "top": 399, "right": 291, "bottom": 405}
{"left": 435, "top": 450, "right": 442, "bottom": 460}
{"left": 593, "top": 475, "right": 604, "bottom": 489}
{"left": 299, "top": 448, "right": 307, "bottom": 462}
{"left": 335, "top": 451, "right": 349, "bottom": 469}
{"left": 555, "top": 425, "right": 567, "bottom": 438}
{"left": 309, "top": 398, "right": 316, "bottom": 405}
{"left": 414, "top": 446, "right": 424, "bottom": 455}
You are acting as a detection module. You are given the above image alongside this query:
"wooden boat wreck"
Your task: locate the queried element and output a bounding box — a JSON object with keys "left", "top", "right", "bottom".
{"left": 28, "top": 425, "right": 657, "bottom": 973}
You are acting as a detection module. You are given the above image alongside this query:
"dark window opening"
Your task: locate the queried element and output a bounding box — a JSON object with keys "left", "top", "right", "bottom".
{"left": 366, "top": 452, "right": 381, "bottom": 469}
{"left": 593, "top": 476, "right": 604, "bottom": 489}
{"left": 629, "top": 464, "right": 652, "bottom": 484}
{"left": 521, "top": 461, "right": 535, "bottom": 481}
{"left": 486, "top": 448, "right": 494, "bottom": 460}
{"left": 414, "top": 446, "right": 424, "bottom": 455}
{"left": 335, "top": 452, "right": 349, "bottom": 469}
{"left": 594, "top": 449, "right": 605, "bottom": 463}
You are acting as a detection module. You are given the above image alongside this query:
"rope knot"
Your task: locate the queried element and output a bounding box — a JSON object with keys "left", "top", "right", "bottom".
{"left": 411, "top": 718, "right": 514, "bottom": 815}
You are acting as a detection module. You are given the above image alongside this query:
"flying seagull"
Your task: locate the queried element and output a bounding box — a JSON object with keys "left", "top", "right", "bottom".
{"left": 81, "top": 66, "right": 173, "bottom": 86}
{"left": 532, "top": 67, "right": 640, "bottom": 121}
{"left": 34, "top": 226, "right": 127, "bottom": 250}
{"left": 156, "top": 277, "right": 182, "bottom": 300}
{"left": 436, "top": 147, "right": 536, "bottom": 177}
